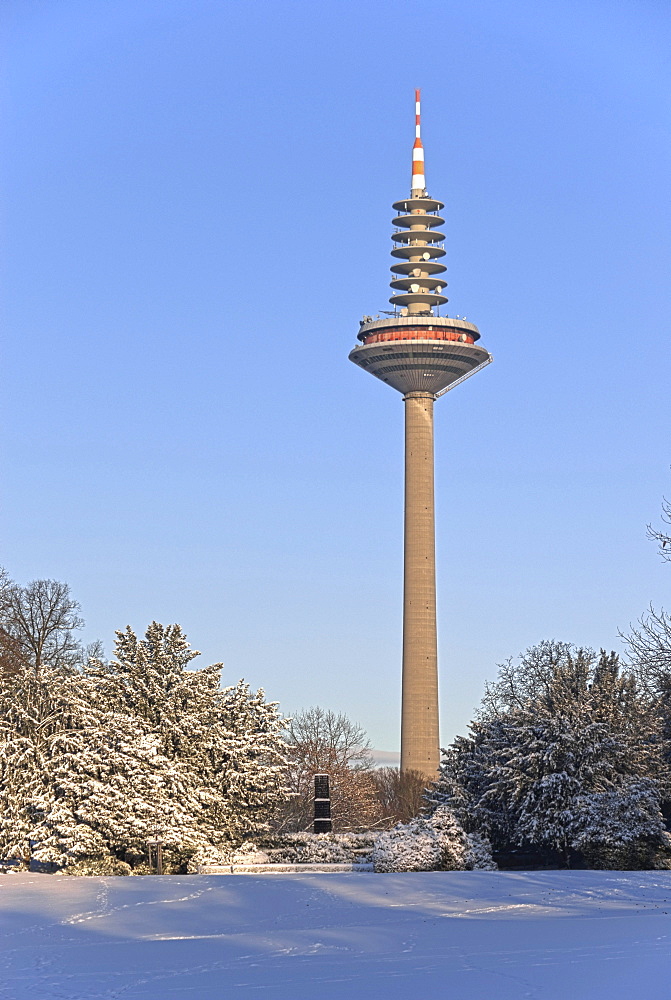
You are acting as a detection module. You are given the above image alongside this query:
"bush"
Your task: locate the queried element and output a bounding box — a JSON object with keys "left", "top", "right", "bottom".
{"left": 264, "top": 832, "right": 375, "bottom": 864}
{"left": 372, "top": 807, "right": 496, "bottom": 873}
{"left": 373, "top": 821, "right": 441, "bottom": 873}
{"left": 159, "top": 843, "right": 200, "bottom": 874}
{"left": 186, "top": 845, "right": 233, "bottom": 873}
{"left": 581, "top": 832, "right": 671, "bottom": 871}
{"left": 64, "top": 855, "right": 131, "bottom": 876}
{"left": 465, "top": 832, "right": 498, "bottom": 871}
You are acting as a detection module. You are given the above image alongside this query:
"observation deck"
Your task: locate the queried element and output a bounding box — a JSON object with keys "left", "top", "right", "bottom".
{"left": 350, "top": 315, "right": 490, "bottom": 397}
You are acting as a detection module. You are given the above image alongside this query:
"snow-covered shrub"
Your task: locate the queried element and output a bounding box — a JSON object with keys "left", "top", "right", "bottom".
{"left": 186, "top": 844, "right": 234, "bottom": 873}
{"left": 465, "top": 832, "right": 497, "bottom": 871}
{"left": 373, "top": 819, "right": 441, "bottom": 873}
{"left": 573, "top": 782, "right": 668, "bottom": 869}
{"left": 429, "top": 805, "right": 471, "bottom": 870}
{"left": 574, "top": 781, "right": 666, "bottom": 859}
{"left": 372, "top": 806, "right": 495, "bottom": 873}
{"left": 265, "top": 832, "right": 375, "bottom": 864}
{"left": 65, "top": 856, "right": 132, "bottom": 876}
{"left": 231, "top": 842, "right": 271, "bottom": 865}
{"left": 158, "top": 843, "right": 203, "bottom": 875}
{"left": 185, "top": 834, "right": 378, "bottom": 870}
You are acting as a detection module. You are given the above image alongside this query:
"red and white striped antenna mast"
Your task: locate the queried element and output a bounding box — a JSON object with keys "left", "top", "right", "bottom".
{"left": 411, "top": 88, "right": 426, "bottom": 195}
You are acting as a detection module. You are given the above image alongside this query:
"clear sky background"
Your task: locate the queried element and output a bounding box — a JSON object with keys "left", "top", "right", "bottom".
{"left": 3, "top": 0, "right": 670, "bottom": 753}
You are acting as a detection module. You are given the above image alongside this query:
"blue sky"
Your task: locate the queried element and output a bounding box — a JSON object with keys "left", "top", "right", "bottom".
{"left": 3, "top": 0, "right": 671, "bottom": 751}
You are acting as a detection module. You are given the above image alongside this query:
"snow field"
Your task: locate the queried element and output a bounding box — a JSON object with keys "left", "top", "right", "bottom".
{"left": 1, "top": 870, "right": 670, "bottom": 999}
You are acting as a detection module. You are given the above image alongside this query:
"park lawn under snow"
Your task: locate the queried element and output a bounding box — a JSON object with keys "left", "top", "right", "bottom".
{"left": 1, "top": 871, "right": 670, "bottom": 999}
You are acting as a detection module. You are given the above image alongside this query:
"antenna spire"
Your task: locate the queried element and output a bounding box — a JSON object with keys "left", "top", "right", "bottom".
{"left": 387, "top": 89, "right": 446, "bottom": 316}
{"left": 411, "top": 89, "right": 425, "bottom": 195}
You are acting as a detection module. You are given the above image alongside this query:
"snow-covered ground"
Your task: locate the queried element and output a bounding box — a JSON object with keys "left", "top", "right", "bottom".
{"left": 1, "top": 871, "right": 670, "bottom": 999}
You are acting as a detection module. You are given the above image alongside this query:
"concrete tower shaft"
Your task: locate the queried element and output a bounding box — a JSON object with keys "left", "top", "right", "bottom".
{"left": 348, "top": 92, "right": 492, "bottom": 780}
{"left": 402, "top": 392, "right": 439, "bottom": 775}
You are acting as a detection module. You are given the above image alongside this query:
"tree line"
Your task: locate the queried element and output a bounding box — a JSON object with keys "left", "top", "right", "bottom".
{"left": 0, "top": 569, "right": 422, "bottom": 873}
{"left": 3, "top": 519, "right": 671, "bottom": 872}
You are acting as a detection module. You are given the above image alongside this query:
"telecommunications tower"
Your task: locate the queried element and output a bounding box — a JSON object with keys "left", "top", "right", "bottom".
{"left": 349, "top": 91, "right": 492, "bottom": 779}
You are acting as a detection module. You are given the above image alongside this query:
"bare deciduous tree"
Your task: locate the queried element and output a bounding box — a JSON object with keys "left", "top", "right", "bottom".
{"left": 287, "top": 706, "right": 374, "bottom": 772}
{"left": 648, "top": 496, "right": 671, "bottom": 562}
{"left": 0, "top": 570, "right": 24, "bottom": 677}
{"left": 623, "top": 610, "right": 671, "bottom": 826}
{"left": 372, "top": 767, "right": 428, "bottom": 825}
{"left": 0, "top": 628, "right": 26, "bottom": 678}
{"left": 275, "top": 706, "right": 383, "bottom": 832}
{"left": 625, "top": 607, "right": 671, "bottom": 686}
{"left": 0, "top": 571, "right": 84, "bottom": 676}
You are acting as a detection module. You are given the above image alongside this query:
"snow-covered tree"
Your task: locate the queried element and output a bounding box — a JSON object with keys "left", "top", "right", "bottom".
{"left": 0, "top": 652, "right": 94, "bottom": 860}
{"left": 431, "top": 643, "right": 668, "bottom": 867}
{"left": 0, "top": 574, "right": 289, "bottom": 871}
{"left": 0, "top": 657, "right": 208, "bottom": 867}
{"left": 85, "top": 622, "right": 289, "bottom": 848}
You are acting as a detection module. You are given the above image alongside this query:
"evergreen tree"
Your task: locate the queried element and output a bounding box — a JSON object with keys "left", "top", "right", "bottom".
{"left": 86, "top": 622, "right": 289, "bottom": 849}
{"left": 0, "top": 657, "right": 207, "bottom": 866}
{"left": 431, "top": 642, "right": 668, "bottom": 867}
{"left": 0, "top": 571, "right": 289, "bottom": 871}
